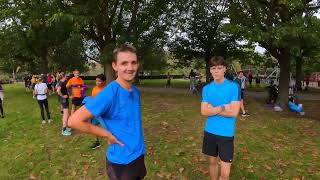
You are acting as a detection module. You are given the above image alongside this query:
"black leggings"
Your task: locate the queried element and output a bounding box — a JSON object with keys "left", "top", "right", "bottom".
{"left": 0, "top": 98, "right": 3, "bottom": 116}
{"left": 37, "top": 99, "right": 51, "bottom": 120}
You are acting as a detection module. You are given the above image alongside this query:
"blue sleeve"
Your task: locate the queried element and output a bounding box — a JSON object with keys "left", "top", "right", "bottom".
{"left": 202, "top": 86, "right": 208, "bottom": 102}
{"left": 231, "top": 84, "right": 241, "bottom": 102}
{"left": 84, "top": 86, "right": 114, "bottom": 118}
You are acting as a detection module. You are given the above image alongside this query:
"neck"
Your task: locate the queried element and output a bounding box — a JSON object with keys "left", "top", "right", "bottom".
{"left": 214, "top": 77, "right": 225, "bottom": 84}
{"left": 116, "top": 78, "right": 132, "bottom": 90}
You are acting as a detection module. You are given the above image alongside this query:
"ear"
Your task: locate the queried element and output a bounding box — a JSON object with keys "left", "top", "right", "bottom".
{"left": 112, "top": 61, "right": 117, "bottom": 72}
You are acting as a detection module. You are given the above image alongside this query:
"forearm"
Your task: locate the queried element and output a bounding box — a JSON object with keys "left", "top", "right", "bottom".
{"left": 68, "top": 119, "right": 110, "bottom": 138}
{"left": 219, "top": 110, "right": 238, "bottom": 117}
{"left": 201, "top": 106, "right": 222, "bottom": 116}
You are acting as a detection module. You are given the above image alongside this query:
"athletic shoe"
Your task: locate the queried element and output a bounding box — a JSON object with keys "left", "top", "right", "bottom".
{"left": 90, "top": 141, "right": 101, "bottom": 150}
{"left": 48, "top": 119, "right": 52, "bottom": 124}
{"left": 241, "top": 112, "right": 250, "bottom": 117}
{"left": 66, "top": 127, "right": 72, "bottom": 132}
{"left": 42, "top": 120, "right": 46, "bottom": 124}
{"left": 62, "top": 129, "right": 71, "bottom": 136}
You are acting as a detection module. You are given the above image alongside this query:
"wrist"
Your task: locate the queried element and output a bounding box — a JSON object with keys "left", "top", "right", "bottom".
{"left": 220, "top": 105, "right": 225, "bottom": 112}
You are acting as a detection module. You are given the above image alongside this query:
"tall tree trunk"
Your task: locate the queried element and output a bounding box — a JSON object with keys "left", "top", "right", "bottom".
{"left": 295, "top": 56, "right": 303, "bottom": 91}
{"left": 276, "top": 51, "right": 291, "bottom": 108}
{"left": 104, "top": 63, "right": 115, "bottom": 85}
{"left": 205, "top": 54, "right": 211, "bottom": 83}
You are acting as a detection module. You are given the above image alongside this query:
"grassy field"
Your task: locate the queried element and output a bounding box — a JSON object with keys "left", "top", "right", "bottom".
{"left": 0, "top": 84, "right": 319, "bottom": 179}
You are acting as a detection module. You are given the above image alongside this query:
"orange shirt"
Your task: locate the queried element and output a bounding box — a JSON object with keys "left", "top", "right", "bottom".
{"left": 91, "top": 85, "right": 106, "bottom": 97}
{"left": 66, "top": 77, "right": 84, "bottom": 98}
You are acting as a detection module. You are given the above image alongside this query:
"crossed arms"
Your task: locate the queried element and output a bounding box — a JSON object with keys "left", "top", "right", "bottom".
{"left": 201, "top": 101, "right": 241, "bottom": 117}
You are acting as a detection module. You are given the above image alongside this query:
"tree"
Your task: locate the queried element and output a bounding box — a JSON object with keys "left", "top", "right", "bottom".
{"left": 168, "top": 0, "right": 241, "bottom": 82}
{"left": 229, "top": 0, "right": 320, "bottom": 108}
{"left": 64, "top": 0, "right": 172, "bottom": 83}
{"left": 290, "top": 16, "right": 320, "bottom": 90}
{"left": 0, "top": 0, "right": 85, "bottom": 73}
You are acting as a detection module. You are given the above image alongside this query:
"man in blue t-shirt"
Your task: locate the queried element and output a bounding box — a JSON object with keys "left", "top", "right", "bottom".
{"left": 201, "top": 56, "right": 241, "bottom": 180}
{"left": 68, "top": 44, "right": 146, "bottom": 180}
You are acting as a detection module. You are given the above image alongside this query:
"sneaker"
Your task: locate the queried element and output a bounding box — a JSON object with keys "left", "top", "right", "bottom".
{"left": 90, "top": 141, "right": 101, "bottom": 150}
{"left": 241, "top": 112, "right": 250, "bottom": 117}
{"left": 48, "top": 119, "right": 52, "bottom": 124}
{"left": 42, "top": 120, "right": 46, "bottom": 124}
{"left": 62, "top": 129, "right": 71, "bottom": 136}
{"left": 66, "top": 127, "right": 72, "bottom": 132}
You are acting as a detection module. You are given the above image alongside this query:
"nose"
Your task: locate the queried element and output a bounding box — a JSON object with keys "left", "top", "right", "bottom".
{"left": 127, "top": 63, "right": 135, "bottom": 71}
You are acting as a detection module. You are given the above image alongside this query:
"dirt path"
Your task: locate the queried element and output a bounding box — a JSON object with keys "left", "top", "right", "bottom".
{"left": 140, "top": 86, "right": 320, "bottom": 101}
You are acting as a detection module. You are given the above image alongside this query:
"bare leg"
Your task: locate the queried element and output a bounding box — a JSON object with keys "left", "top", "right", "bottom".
{"left": 219, "top": 161, "right": 231, "bottom": 180}
{"left": 240, "top": 99, "right": 245, "bottom": 114}
{"left": 62, "top": 108, "right": 69, "bottom": 128}
{"left": 71, "top": 104, "right": 76, "bottom": 114}
{"left": 209, "top": 156, "right": 219, "bottom": 180}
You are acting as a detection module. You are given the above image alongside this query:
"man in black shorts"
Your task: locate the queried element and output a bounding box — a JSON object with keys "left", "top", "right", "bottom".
{"left": 56, "top": 74, "right": 71, "bottom": 136}
{"left": 201, "top": 56, "right": 241, "bottom": 180}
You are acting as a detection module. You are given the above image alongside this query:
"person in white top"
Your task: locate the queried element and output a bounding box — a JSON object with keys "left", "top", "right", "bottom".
{"left": 34, "top": 77, "right": 52, "bottom": 123}
{"left": 237, "top": 71, "right": 250, "bottom": 116}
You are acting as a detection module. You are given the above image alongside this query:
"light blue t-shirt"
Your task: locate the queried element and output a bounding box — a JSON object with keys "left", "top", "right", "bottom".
{"left": 85, "top": 81, "right": 145, "bottom": 164}
{"left": 202, "top": 79, "right": 240, "bottom": 137}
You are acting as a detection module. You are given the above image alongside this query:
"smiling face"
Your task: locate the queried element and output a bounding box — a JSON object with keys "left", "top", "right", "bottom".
{"left": 73, "top": 70, "right": 80, "bottom": 78}
{"left": 95, "top": 78, "right": 105, "bottom": 88}
{"left": 112, "top": 51, "right": 139, "bottom": 82}
{"left": 210, "top": 65, "right": 226, "bottom": 83}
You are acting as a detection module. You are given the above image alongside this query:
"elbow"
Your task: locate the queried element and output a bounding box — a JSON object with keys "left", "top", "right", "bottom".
{"left": 201, "top": 109, "right": 208, "bottom": 116}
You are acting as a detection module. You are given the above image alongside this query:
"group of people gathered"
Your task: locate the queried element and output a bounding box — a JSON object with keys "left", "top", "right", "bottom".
{"left": 27, "top": 44, "right": 254, "bottom": 180}
{"left": 30, "top": 69, "right": 107, "bottom": 149}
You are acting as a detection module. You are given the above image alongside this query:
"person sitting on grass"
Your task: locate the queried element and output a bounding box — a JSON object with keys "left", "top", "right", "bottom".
{"left": 288, "top": 95, "right": 305, "bottom": 116}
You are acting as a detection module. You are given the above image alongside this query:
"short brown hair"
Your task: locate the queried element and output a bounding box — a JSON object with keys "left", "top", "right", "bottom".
{"left": 112, "top": 44, "right": 137, "bottom": 62}
{"left": 208, "top": 56, "right": 227, "bottom": 67}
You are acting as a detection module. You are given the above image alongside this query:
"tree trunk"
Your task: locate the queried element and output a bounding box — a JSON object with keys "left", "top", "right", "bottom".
{"left": 295, "top": 57, "right": 303, "bottom": 91}
{"left": 205, "top": 54, "right": 211, "bottom": 83}
{"left": 104, "top": 63, "right": 115, "bottom": 85}
{"left": 276, "top": 51, "right": 291, "bottom": 108}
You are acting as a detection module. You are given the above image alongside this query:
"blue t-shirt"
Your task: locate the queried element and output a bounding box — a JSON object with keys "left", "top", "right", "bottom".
{"left": 202, "top": 79, "right": 240, "bottom": 137}
{"left": 85, "top": 81, "right": 145, "bottom": 164}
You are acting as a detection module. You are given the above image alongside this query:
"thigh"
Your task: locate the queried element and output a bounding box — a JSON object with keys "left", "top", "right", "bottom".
{"left": 72, "top": 97, "right": 83, "bottom": 106}
{"left": 37, "top": 100, "right": 44, "bottom": 108}
{"left": 202, "top": 131, "right": 218, "bottom": 157}
{"left": 43, "top": 99, "right": 49, "bottom": 107}
{"left": 217, "top": 136, "right": 234, "bottom": 163}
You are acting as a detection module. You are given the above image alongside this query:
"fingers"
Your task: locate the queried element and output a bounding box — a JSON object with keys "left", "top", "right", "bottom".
{"left": 115, "top": 139, "right": 124, "bottom": 146}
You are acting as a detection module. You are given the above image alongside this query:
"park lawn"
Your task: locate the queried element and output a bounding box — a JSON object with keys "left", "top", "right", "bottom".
{"left": 138, "top": 79, "right": 190, "bottom": 88}
{"left": 0, "top": 84, "right": 319, "bottom": 179}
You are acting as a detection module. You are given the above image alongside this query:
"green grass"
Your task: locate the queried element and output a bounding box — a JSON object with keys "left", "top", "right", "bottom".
{"left": 0, "top": 84, "right": 319, "bottom": 179}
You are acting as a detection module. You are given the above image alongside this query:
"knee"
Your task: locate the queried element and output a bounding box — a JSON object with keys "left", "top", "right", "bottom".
{"left": 220, "top": 169, "right": 230, "bottom": 180}
{"left": 209, "top": 158, "right": 218, "bottom": 167}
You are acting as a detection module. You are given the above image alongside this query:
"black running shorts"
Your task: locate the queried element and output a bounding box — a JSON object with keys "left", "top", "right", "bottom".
{"left": 202, "top": 131, "right": 234, "bottom": 163}
{"left": 72, "top": 97, "right": 83, "bottom": 106}
{"left": 106, "top": 155, "right": 147, "bottom": 180}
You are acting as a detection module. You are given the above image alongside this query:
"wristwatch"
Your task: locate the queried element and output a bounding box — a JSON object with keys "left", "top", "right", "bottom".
{"left": 220, "top": 105, "right": 225, "bottom": 112}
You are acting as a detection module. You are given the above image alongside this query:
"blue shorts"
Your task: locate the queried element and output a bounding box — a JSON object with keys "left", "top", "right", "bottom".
{"left": 89, "top": 117, "right": 106, "bottom": 129}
